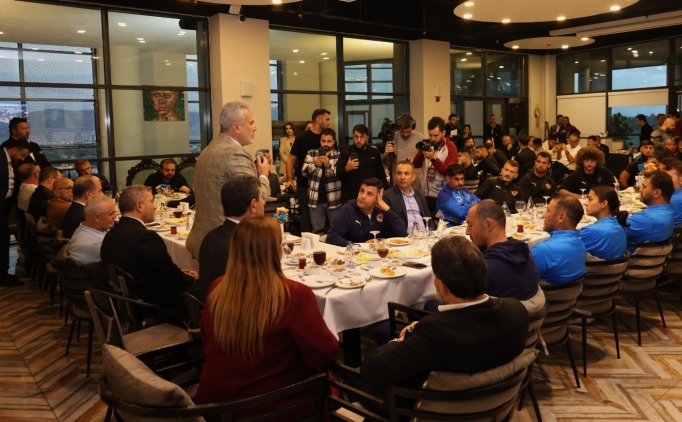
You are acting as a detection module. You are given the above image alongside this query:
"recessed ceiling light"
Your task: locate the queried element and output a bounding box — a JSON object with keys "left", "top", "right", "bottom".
{"left": 293, "top": 72, "right": 298, "bottom": 75}
{"left": 293, "top": 49, "right": 298, "bottom": 52}
{"left": 166, "top": 63, "right": 171, "bottom": 66}
{"left": 464, "top": 1, "right": 474, "bottom": 6}
{"left": 561, "top": 45, "right": 569, "bottom": 49}
{"left": 601, "top": 59, "right": 606, "bottom": 62}
{"left": 463, "top": 13, "right": 472, "bottom": 19}
{"left": 632, "top": 50, "right": 638, "bottom": 53}
{"left": 321, "top": 52, "right": 327, "bottom": 55}
{"left": 633, "top": 54, "right": 639, "bottom": 57}
{"left": 299, "top": 60, "right": 305, "bottom": 63}
{"left": 649, "top": 51, "right": 653, "bottom": 54}
{"left": 0, "top": 32, "right": 4, "bottom": 35}
{"left": 118, "top": 23, "right": 126, "bottom": 27}
{"left": 139, "top": 40, "right": 145, "bottom": 43}
{"left": 137, "top": 38, "right": 144, "bottom": 41}
{"left": 575, "top": 61, "right": 579, "bottom": 64}
{"left": 627, "top": 47, "right": 632, "bottom": 50}
{"left": 178, "top": 33, "right": 185, "bottom": 36}
{"left": 461, "top": 58, "right": 467, "bottom": 62}
{"left": 499, "top": 65, "right": 504, "bottom": 68}
{"left": 610, "top": 5, "right": 621, "bottom": 11}
{"left": 77, "top": 30, "right": 86, "bottom": 34}
{"left": 165, "top": 59, "right": 169, "bottom": 62}
{"left": 512, "top": 45, "right": 519, "bottom": 49}
{"left": 466, "top": 52, "right": 472, "bottom": 55}
{"left": 557, "top": 16, "right": 566, "bottom": 21}
{"left": 323, "top": 57, "right": 330, "bottom": 60}
{"left": 502, "top": 19, "right": 510, "bottom": 23}
{"left": 273, "top": 0, "right": 282, "bottom": 3}
{"left": 581, "top": 37, "right": 589, "bottom": 41}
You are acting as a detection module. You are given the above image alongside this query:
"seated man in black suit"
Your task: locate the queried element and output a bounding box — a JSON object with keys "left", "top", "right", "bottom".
{"left": 143, "top": 158, "right": 191, "bottom": 194}
{"left": 197, "top": 175, "right": 265, "bottom": 301}
{"left": 62, "top": 175, "right": 102, "bottom": 238}
{"left": 382, "top": 161, "right": 430, "bottom": 232}
{"left": 74, "top": 159, "right": 115, "bottom": 194}
{"left": 361, "top": 235, "right": 529, "bottom": 391}
{"left": 28, "top": 166, "right": 61, "bottom": 222}
{"left": 100, "top": 185, "right": 198, "bottom": 314}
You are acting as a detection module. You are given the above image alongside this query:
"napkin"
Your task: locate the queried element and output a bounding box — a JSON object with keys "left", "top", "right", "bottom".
{"left": 301, "top": 232, "right": 320, "bottom": 249}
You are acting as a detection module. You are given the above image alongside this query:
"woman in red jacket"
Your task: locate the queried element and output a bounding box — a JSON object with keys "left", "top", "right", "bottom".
{"left": 194, "top": 216, "right": 339, "bottom": 420}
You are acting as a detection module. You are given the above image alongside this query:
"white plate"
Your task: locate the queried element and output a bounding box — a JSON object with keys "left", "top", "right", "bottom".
{"left": 386, "top": 249, "right": 430, "bottom": 259}
{"left": 335, "top": 279, "right": 367, "bottom": 289}
{"left": 300, "top": 275, "right": 336, "bottom": 288}
{"left": 369, "top": 267, "right": 407, "bottom": 279}
{"left": 149, "top": 226, "right": 171, "bottom": 232}
{"left": 509, "top": 233, "right": 530, "bottom": 241}
{"left": 303, "top": 267, "right": 328, "bottom": 276}
{"left": 387, "top": 237, "right": 411, "bottom": 247}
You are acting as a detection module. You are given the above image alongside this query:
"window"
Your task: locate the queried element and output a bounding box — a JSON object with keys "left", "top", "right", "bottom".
{"left": 557, "top": 50, "right": 608, "bottom": 95}
{"left": 673, "top": 37, "right": 682, "bottom": 86}
{"left": 611, "top": 40, "right": 668, "bottom": 90}
{"left": 608, "top": 105, "right": 667, "bottom": 148}
{"left": 486, "top": 53, "right": 524, "bottom": 97}
{"left": 450, "top": 49, "right": 482, "bottom": 96}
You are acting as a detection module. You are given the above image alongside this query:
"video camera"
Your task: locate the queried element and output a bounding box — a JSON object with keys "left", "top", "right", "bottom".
{"left": 415, "top": 140, "right": 433, "bottom": 152}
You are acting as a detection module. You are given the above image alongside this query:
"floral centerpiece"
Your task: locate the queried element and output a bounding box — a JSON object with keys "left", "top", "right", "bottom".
{"left": 273, "top": 207, "right": 289, "bottom": 236}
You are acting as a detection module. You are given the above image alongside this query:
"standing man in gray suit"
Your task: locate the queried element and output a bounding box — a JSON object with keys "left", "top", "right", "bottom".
{"left": 186, "top": 101, "right": 270, "bottom": 259}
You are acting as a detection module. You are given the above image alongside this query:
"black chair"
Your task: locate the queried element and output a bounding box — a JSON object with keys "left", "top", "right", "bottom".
{"left": 387, "top": 301, "right": 432, "bottom": 338}
{"left": 539, "top": 278, "right": 583, "bottom": 388}
{"left": 125, "top": 158, "right": 160, "bottom": 186}
{"left": 619, "top": 239, "right": 672, "bottom": 346}
{"left": 181, "top": 291, "right": 203, "bottom": 338}
{"left": 661, "top": 227, "right": 682, "bottom": 310}
{"left": 99, "top": 371, "right": 328, "bottom": 422}
{"left": 55, "top": 256, "right": 96, "bottom": 377}
{"left": 574, "top": 254, "right": 629, "bottom": 376}
{"left": 517, "top": 303, "right": 548, "bottom": 422}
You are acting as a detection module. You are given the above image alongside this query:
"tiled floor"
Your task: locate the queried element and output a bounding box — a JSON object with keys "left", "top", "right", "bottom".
{"left": 4, "top": 245, "right": 682, "bottom": 421}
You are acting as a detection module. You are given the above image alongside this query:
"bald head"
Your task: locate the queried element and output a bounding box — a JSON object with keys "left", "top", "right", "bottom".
{"left": 73, "top": 175, "right": 102, "bottom": 202}
{"left": 53, "top": 177, "right": 74, "bottom": 202}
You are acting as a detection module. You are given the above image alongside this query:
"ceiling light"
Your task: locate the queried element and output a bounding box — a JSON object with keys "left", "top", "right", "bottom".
{"left": 502, "top": 19, "right": 510, "bottom": 23}
{"left": 137, "top": 38, "right": 144, "bottom": 41}
{"left": 466, "top": 52, "right": 472, "bottom": 55}
{"left": 321, "top": 52, "right": 328, "bottom": 56}
{"left": 299, "top": 60, "right": 305, "bottom": 63}
{"left": 581, "top": 37, "right": 589, "bottom": 41}
{"left": 166, "top": 63, "right": 171, "bottom": 66}
{"left": 93, "top": 56, "right": 99, "bottom": 59}
{"left": 293, "top": 49, "right": 298, "bottom": 52}
{"left": 463, "top": 13, "right": 472, "bottom": 19}
{"left": 632, "top": 50, "right": 638, "bottom": 53}
{"left": 601, "top": 59, "right": 606, "bottom": 62}
{"left": 557, "top": 16, "right": 566, "bottom": 21}
{"left": 512, "top": 45, "right": 519, "bottom": 49}
{"left": 464, "top": 1, "right": 474, "bottom": 6}
{"left": 75, "top": 59, "right": 82, "bottom": 62}
{"left": 575, "top": 61, "right": 579, "bottom": 63}
{"left": 610, "top": 5, "right": 621, "bottom": 11}
{"left": 139, "top": 40, "right": 145, "bottom": 43}
{"left": 499, "top": 65, "right": 504, "bottom": 68}
{"left": 178, "top": 33, "right": 185, "bottom": 36}
{"left": 179, "top": 31, "right": 186, "bottom": 34}
{"left": 627, "top": 47, "right": 632, "bottom": 50}
{"left": 561, "top": 45, "right": 569, "bottom": 49}
{"left": 633, "top": 54, "right": 639, "bottom": 57}
{"left": 273, "top": 0, "right": 282, "bottom": 3}
{"left": 649, "top": 51, "right": 653, "bottom": 54}
{"left": 0, "top": 32, "right": 4, "bottom": 35}
{"left": 77, "top": 30, "right": 86, "bottom": 34}
{"left": 118, "top": 23, "right": 126, "bottom": 27}
{"left": 293, "top": 72, "right": 298, "bottom": 75}
{"left": 323, "top": 57, "right": 330, "bottom": 60}
{"left": 461, "top": 58, "right": 467, "bottom": 62}
{"left": 165, "top": 59, "right": 169, "bottom": 62}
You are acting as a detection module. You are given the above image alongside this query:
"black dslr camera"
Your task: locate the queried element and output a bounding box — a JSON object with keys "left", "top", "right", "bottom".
{"left": 415, "top": 140, "right": 432, "bottom": 152}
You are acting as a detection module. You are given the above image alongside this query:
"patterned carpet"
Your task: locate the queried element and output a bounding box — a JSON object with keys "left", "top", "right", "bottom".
{"left": 2, "top": 245, "right": 682, "bottom": 421}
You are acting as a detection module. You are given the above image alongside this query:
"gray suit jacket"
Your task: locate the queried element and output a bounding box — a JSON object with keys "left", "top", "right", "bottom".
{"left": 382, "top": 185, "right": 430, "bottom": 232}
{"left": 186, "top": 133, "right": 270, "bottom": 258}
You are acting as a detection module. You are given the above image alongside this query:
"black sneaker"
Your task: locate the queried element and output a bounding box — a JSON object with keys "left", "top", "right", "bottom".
{"left": 0, "top": 275, "right": 23, "bottom": 287}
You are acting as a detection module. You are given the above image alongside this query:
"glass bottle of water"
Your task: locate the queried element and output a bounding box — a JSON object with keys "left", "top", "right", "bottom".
{"left": 502, "top": 202, "right": 512, "bottom": 233}
{"left": 345, "top": 241, "right": 355, "bottom": 273}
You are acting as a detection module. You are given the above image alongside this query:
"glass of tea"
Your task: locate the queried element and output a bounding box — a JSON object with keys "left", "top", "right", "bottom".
{"left": 313, "top": 250, "right": 326, "bottom": 265}
{"left": 286, "top": 241, "right": 295, "bottom": 253}
{"left": 298, "top": 256, "right": 307, "bottom": 270}
{"left": 173, "top": 210, "right": 183, "bottom": 218}
{"left": 170, "top": 225, "right": 178, "bottom": 235}
{"left": 377, "top": 240, "right": 389, "bottom": 264}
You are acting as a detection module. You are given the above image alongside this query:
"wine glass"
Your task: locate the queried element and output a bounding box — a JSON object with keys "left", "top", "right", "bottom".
{"left": 579, "top": 188, "right": 587, "bottom": 200}
{"left": 369, "top": 230, "right": 380, "bottom": 253}
{"left": 282, "top": 241, "right": 292, "bottom": 261}
{"left": 543, "top": 195, "right": 550, "bottom": 207}
{"left": 422, "top": 216, "right": 433, "bottom": 231}
{"left": 376, "top": 240, "right": 389, "bottom": 265}
{"left": 350, "top": 244, "right": 362, "bottom": 275}
{"left": 515, "top": 201, "right": 526, "bottom": 216}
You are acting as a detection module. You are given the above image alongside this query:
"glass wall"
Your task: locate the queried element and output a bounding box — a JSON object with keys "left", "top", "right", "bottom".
{"left": 450, "top": 49, "right": 483, "bottom": 96}
{"left": 0, "top": 0, "right": 210, "bottom": 189}
{"left": 269, "top": 29, "right": 408, "bottom": 153}
{"left": 612, "top": 40, "right": 668, "bottom": 91}
{"left": 557, "top": 50, "right": 608, "bottom": 95}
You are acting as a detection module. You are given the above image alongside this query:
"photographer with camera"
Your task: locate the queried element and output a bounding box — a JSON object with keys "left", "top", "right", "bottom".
{"left": 412, "top": 116, "right": 459, "bottom": 217}
{"left": 337, "top": 124, "right": 389, "bottom": 204}
{"left": 383, "top": 115, "right": 423, "bottom": 186}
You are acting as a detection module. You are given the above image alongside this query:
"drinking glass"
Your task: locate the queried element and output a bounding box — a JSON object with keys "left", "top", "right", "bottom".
{"left": 313, "top": 250, "right": 326, "bottom": 266}
{"left": 369, "top": 230, "right": 380, "bottom": 253}
{"left": 282, "top": 242, "right": 292, "bottom": 260}
{"left": 422, "top": 216, "right": 432, "bottom": 231}
{"left": 515, "top": 201, "right": 526, "bottom": 216}
{"left": 543, "top": 195, "right": 550, "bottom": 207}
{"left": 377, "top": 240, "right": 389, "bottom": 265}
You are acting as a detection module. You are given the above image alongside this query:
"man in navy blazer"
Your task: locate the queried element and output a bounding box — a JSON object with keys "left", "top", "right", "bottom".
{"left": 0, "top": 139, "right": 30, "bottom": 286}
{"left": 382, "top": 161, "right": 431, "bottom": 233}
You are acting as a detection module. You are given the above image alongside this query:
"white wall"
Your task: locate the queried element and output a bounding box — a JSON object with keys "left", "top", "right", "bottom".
{"left": 409, "top": 39, "right": 451, "bottom": 134}
{"left": 527, "top": 53, "right": 556, "bottom": 140}
{"left": 208, "top": 14, "right": 272, "bottom": 156}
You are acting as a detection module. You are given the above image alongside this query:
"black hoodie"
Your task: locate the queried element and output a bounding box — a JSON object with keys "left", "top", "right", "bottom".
{"left": 483, "top": 239, "right": 539, "bottom": 301}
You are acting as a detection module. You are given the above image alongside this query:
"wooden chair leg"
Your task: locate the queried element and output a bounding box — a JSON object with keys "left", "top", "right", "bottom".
{"left": 582, "top": 318, "right": 588, "bottom": 377}
{"left": 612, "top": 312, "right": 621, "bottom": 359}
{"left": 65, "top": 319, "right": 76, "bottom": 357}
{"left": 565, "top": 338, "right": 580, "bottom": 388}
{"left": 86, "top": 322, "right": 93, "bottom": 378}
{"left": 654, "top": 291, "right": 666, "bottom": 328}
{"left": 635, "top": 294, "right": 642, "bottom": 346}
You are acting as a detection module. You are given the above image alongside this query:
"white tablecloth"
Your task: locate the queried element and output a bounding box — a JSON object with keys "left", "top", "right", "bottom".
{"left": 282, "top": 242, "right": 436, "bottom": 338}
{"left": 161, "top": 234, "right": 199, "bottom": 272}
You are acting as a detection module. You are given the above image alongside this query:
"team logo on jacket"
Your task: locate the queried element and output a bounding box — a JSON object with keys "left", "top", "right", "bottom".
{"left": 511, "top": 190, "right": 518, "bottom": 196}
{"left": 546, "top": 183, "right": 552, "bottom": 190}
{"left": 376, "top": 214, "right": 384, "bottom": 222}
{"left": 597, "top": 177, "right": 602, "bottom": 182}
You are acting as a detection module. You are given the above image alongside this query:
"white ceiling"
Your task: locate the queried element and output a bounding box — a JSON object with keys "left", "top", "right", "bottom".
{"left": 269, "top": 29, "right": 395, "bottom": 63}
{"left": 0, "top": 0, "right": 197, "bottom": 55}
{"left": 454, "top": 0, "right": 639, "bottom": 23}
{"left": 504, "top": 36, "right": 595, "bottom": 50}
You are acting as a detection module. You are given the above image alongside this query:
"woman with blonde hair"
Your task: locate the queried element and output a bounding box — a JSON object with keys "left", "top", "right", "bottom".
{"left": 194, "top": 216, "right": 338, "bottom": 420}
{"left": 279, "top": 122, "right": 297, "bottom": 174}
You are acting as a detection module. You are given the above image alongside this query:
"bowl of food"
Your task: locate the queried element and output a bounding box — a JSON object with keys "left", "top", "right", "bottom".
{"left": 366, "top": 257, "right": 383, "bottom": 268}
{"left": 303, "top": 265, "right": 327, "bottom": 275}
{"left": 388, "top": 258, "right": 402, "bottom": 266}
{"left": 329, "top": 258, "right": 345, "bottom": 266}
{"left": 328, "top": 267, "right": 347, "bottom": 279}
{"left": 288, "top": 253, "right": 308, "bottom": 264}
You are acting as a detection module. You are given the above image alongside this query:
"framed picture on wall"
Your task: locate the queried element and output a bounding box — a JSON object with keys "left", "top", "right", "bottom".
{"left": 142, "top": 90, "right": 185, "bottom": 122}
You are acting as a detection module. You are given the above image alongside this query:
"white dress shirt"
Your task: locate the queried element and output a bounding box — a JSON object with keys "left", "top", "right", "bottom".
{"left": 17, "top": 183, "right": 37, "bottom": 212}
{"left": 63, "top": 223, "right": 106, "bottom": 265}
